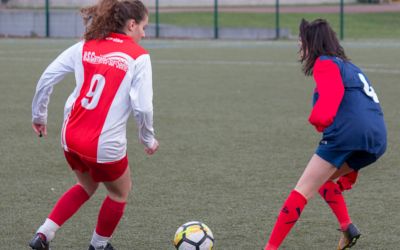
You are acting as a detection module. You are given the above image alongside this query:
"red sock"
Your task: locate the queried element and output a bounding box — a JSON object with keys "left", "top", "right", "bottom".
{"left": 265, "top": 190, "right": 307, "bottom": 250}
{"left": 337, "top": 171, "right": 358, "bottom": 191}
{"left": 48, "top": 184, "right": 90, "bottom": 226}
{"left": 319, "top": 181, "right": 351, "bottom": 230}
{"left": 95, "top": 196, "right": 126, "bottom": 237}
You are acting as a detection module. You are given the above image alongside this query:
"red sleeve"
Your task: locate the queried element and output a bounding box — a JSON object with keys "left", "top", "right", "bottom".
{"left": 308, "top": 58, "right": 345, "bottom": 132}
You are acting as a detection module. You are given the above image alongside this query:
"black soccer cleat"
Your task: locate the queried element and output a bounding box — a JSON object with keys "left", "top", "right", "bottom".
{"left": 88, "top": 243, "right": 115, "bottom": 250}
{"left": 29, "top": 233, "right": 50, "bottom": 250}
{"left": 337, "top": 223, "right": 361, "bottom": 250}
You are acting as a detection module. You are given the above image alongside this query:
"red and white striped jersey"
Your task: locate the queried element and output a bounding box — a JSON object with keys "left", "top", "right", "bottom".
{"left": 32, "top": 33, "right": 155, "bottom": 163}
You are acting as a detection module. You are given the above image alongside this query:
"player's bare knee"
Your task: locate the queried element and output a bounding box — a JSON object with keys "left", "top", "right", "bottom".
{"left": 78, "top": 182, "right": 98, "bottom": 197}
{"left": 108, "top": 190, "right": 130, "bottom": 202}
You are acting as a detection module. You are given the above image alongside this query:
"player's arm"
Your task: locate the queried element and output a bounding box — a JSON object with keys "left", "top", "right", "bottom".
{"left": 130, "top": 54, "right": 159, "bottom": 155}
{"left": 308, "top": 58, "right": 345, "bottom": 132}
{"left": 31, "top": 42, "right": 82, "bottom": 137}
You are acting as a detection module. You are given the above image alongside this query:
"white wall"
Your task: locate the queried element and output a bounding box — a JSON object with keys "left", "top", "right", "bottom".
{"left": 5, "top": 0, "right": 357, "bottom": 8}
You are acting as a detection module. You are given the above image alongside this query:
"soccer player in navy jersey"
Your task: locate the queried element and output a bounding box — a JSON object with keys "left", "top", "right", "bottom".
{"left": 29, "top": 1, "right": 158, "bottom": 250}
{"left": 264, "top": 19, "right": 387, "bottom": 250}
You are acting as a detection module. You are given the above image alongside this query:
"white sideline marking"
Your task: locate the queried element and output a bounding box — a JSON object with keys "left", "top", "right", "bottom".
{"left": 1, "top": 57, "right": 399, "bottom": 75}
{"left": 153, "top": 59, "right": 400, "bottom": 75}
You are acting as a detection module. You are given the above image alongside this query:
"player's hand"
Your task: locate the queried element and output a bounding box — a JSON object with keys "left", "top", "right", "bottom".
{"left": 32, "top": 123, "right": 47, "bottom": 137}
{"left": 144, "top": 139, "right": 159, "bottom": 155}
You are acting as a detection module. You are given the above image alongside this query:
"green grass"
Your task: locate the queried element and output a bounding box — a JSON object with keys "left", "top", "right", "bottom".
{"left": 0, "top": 38, "right": 399, "bottom": 249}
{"left": 157, "top": 12, "right": 400, "bottom": 39}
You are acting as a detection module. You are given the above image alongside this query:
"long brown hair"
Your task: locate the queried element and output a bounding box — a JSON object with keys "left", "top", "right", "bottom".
{"left": 299, "top": 18, "right": 348, "bottom": 76}
{"left": 81, "top": 0, "right": 148, "bottom": 41}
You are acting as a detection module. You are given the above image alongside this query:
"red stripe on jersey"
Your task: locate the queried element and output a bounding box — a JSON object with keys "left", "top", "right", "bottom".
{"left": 64, "top": 33, "right": 147, "bottom": 161}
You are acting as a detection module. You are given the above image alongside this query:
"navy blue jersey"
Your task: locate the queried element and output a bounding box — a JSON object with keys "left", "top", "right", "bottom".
{"left": 314, "top": 56, "right": 386, "bottom": 155}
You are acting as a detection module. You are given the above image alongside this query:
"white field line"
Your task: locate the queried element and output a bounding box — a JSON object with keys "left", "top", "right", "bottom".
{"left": 1, "top": 56, "right": 399, "bottom": 74}
{"left": 154, "top": 59, "right": 299, "bottom": 67}
{"left": 153, "top": 59, "right": 400, "bottom": 75}
{"left": 362, "top": 67, "right": 400, "bottom": 75}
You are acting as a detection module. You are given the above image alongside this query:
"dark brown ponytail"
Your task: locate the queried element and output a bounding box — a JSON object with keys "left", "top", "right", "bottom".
{"left": 81, "top": 0, "right": 148, "bottom": 41}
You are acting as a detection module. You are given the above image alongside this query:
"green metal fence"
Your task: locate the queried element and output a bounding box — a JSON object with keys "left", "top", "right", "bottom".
{"left": 45, "top": 0, "right": 50, "bottom": 37}
{"left": 149, "top": 0, "right": 399, "bottom": 40}
{"left": 37, "top": 0, "right": 400, "bottom": 40}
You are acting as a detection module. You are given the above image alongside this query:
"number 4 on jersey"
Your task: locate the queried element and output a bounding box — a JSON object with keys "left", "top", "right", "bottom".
{"left": 81, "top": 74, "right": 106, "bottom": 110}
{"left": 359, "top": 73, "right": 379, "bottom": 103}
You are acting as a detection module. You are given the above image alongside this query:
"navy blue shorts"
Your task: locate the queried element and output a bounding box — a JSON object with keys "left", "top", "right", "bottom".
{"left": 316, "top": 149, "right": 381, "bottom": 170}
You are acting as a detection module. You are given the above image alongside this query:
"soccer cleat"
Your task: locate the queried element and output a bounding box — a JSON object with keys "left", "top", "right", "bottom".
{"left": 29, "top": 233, "right": 50, "bottom": 250}
{"left": 337, "top": 223, "right": 361, "bottom": 250}
{"left": 88, "top": 243, "right": 115, "bottom": 250}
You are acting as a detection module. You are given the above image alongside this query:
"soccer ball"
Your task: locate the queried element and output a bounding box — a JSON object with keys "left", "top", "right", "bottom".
{"left": 173, "top": 221, "right": 214, "bottom": 250}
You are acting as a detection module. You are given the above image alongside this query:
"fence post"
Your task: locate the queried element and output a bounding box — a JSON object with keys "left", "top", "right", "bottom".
{"left": 275, "top": 0, "right": 280, "bottom": 39}
{"left": 45, "top": 0, "right": 50, "bottom": 37}
{"left": 340, "top": 0, "right": 344, "bottom": 40}
{"left": 214, "top": 0, "right": 219, "bottom": 39}
{"left": 155, "top": 0, "right": 159, "bottom": 38}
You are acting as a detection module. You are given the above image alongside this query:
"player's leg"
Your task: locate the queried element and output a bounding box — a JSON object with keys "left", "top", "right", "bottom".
{"left": 89, "top": 166, "right": 132, "bottom": 250}
{"left": 314, "top": 147, "right": 361, "bottom": 250}
{"left": 319, "top": 163, "right": 354, "bottom": 231}
{"left": 30, "top": 154, "right": 98, "bottom": 249}
{"left": 264, "top": 154, "right": 337, "bottom": 250}
{"left": 326, "top": 150, "right": 382, "bottom": 250}
{"left": 337, "top": 171, "right": 359, "bottom": 192}
{"left": 318, "top": 164, "right": 361, "bottom": 249}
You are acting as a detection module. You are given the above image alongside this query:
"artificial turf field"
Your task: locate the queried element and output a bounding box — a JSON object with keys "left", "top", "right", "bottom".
{"left": 0, "top": 38, "right": 399, "bottom": 249}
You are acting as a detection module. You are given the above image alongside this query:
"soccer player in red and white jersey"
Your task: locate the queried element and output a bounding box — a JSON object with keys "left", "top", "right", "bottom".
{"left": 29, "top": 1, "right": 158, "bottom": 249}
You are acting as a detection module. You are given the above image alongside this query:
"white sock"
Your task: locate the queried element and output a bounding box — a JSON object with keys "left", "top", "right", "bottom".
{"left": 90, "top": 231, "right": 110, "bottom": 249}
{"left": 37, "top": 218, "right": 60, "bottom": 242}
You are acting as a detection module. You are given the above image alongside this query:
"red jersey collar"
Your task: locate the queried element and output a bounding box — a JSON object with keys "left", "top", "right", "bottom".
{"left": 109, "top": 32, "right": 134, "bottom": 42}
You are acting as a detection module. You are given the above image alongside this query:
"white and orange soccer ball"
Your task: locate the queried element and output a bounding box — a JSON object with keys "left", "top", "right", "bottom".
{"left": 173, "top": 221, "right": 214, "bottom": 250}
